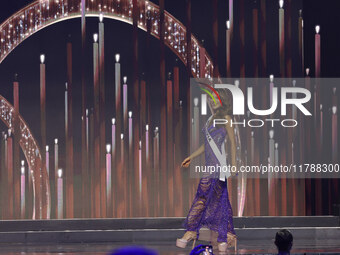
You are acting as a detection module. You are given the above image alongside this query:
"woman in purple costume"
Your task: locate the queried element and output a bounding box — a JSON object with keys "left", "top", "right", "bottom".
{"left": 176, "top": 89, "right": 237, "bottom": 252}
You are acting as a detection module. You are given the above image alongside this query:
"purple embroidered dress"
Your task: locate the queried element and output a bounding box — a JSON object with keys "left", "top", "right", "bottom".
{"left": 184, "top": 124, "right": 236, "bottom": 242}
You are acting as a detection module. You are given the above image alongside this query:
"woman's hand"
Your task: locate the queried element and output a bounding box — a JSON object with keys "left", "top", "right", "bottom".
{"left": 181, "top": 156, "right": 191, "bottom": 168}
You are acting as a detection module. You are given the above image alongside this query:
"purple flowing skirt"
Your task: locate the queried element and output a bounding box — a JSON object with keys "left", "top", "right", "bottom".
{"left": 184, "top": 125, "right": 236, "bottom": 242}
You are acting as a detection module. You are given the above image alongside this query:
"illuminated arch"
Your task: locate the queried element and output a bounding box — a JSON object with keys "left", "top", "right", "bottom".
{"left": 0, "top": 0, "right": 214, "bottom": 78}
{"left": 0, "top": 95, "right": 50, "bottom": 219}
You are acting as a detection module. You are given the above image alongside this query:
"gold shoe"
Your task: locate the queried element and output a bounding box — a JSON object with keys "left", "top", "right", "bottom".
{"left": 217, "top": 242, "right": 228, "bottom": 253}
{"left": 176, "top": 231, "right": 197, "bottom": 249}
{"left": 218, "top": 233, "right": 237, "bottom": 253}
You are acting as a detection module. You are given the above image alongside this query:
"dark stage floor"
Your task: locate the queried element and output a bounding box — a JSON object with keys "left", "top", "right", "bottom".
{"left": 0, "top": 217, "right": 339, "bottom": 254}
{"left": 1, "top": 241, "right": 340, "bottom": 255}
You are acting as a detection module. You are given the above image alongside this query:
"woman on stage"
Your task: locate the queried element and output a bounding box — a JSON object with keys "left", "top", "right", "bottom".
{"left": 176, "top": 89, "right": 237, "bottom": 252}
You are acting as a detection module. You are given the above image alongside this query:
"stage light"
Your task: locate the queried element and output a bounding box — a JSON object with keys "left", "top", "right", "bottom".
{"left": 57, "top": 169, "right": 63, "bottom": 178}
{"left": 99, "top": 13, "right": 104, "bottom": 22}
{"left": 332, "top": 106, "right": 337, "bottom": 114}
{"left": 93, "top": 33, "right": 98, "bottom": 43}
{"left": 46, "top": 145, "right": 49, "bottom": 152}
{"left": 269, "top": 130, "right": 274, "bottom": 139}
{"left": 115, "top": 54, "right": 120, "bottom": 63}
{"left": 315, "top": 25, "right": 320, "bottom": 34}
{"left": 112, "top": 118, "right": 115, "bottom": 125}
{"left": 146, "top": 124, "right": 149, "bottom": 131}
{"left": 226, "top": 20, "right": 230, "bottom": 30}
{"left": 279, "top": 0, "right": 284, "bottom": 8}
{"left": 270, "top": 74, "right": 274, "bottom": 83}
{"left": 306, "top": 68, "right": 310, "bottom": 76}
{"left": 54, "top": 138, "right": 58, "bottom": 144}
{"left": 194, "top": 98, "right": 198, "bottom": 107}
{"left": 106, "top": 144, "right": 111, "bottom": 154}
{"left": 128, "top": 111, "right": 132, "bottom": 118}
{"left": 21, "top": 164, "right": 25, "bottom": 175}
{"left": 123, "top": 76, "right": 127, "bottom": 83}
{"left": 121, "top": 133, "right": 124, "bottom": 139}
{"left": 40, "top": 54, "right": 45, "bottom": 64}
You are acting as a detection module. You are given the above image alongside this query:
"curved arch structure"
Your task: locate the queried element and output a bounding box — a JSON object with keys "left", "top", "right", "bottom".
{"left": 0, "top": 0, "right": 214, "bottom": 78}
{"left": 0, "top": 95, "right": 50, "bottom": 219}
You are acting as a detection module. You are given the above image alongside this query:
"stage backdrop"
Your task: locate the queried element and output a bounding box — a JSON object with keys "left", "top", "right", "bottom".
{"left": 1, "top": 0, "right": 338, "bottom": 220}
